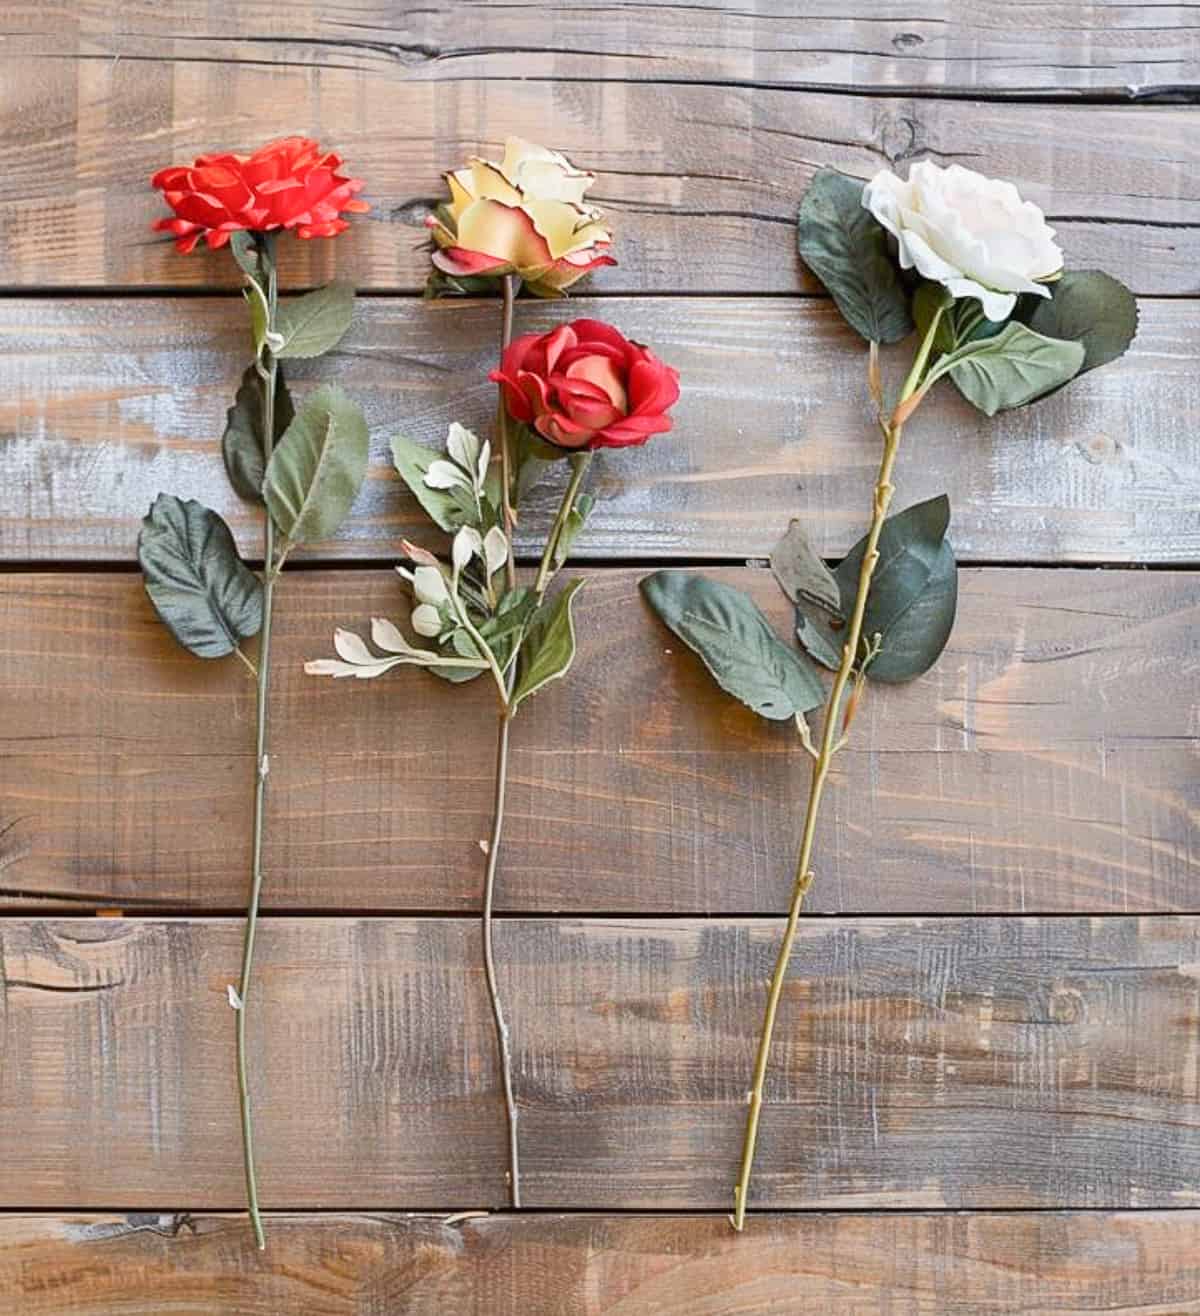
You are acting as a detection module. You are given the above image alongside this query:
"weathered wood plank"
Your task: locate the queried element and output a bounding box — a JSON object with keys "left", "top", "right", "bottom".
{"left": 3, "top": 298, "right": 1196, "bottom": 565}
{"left": 2, "top": 915, "right": 1199, "bottom": 1208}
{"left": 0, "top": 37, "right": 1196, "bottom": 292}
{"left": 4, "top": 1210, "right": 1200, "bottom": 1314}
{"left": 2, "top": 568, "right": 1195, "bottom": 914}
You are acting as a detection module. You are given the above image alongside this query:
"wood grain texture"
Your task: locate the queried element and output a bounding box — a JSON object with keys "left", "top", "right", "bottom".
{"left": 4, "top": 1210, "right": 1200, "bottom": 1314}
{"left": 3, "top": 915, "right": 1200, "bottom": 1209}
{"left": 0, "top": 28, "right": 1196, "bottom": 293}
{"left": 8, "top": 0, "right": 1199, "bottom": 96}
{"left": 2, "top": 568, "right": 1195, "bottom": 914}
{"left": 3, "top": 297, "right": 1196, "bottom": 566}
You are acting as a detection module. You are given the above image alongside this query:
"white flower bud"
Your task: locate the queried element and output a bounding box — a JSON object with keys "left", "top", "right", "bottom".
{"left": 411, "top": 603, "right": 443, "bottom": 638}
{"left": 483, "top": 526, "right": 509, "bottom": 577}
{"left": 412, "top": 565, "right": 449, "bottom": 606}
{"left": 452, "top": 526, "right": 482, "bottom": 572}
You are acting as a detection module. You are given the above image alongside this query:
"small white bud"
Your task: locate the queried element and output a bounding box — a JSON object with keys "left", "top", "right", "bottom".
{"left": 411, "top": 603, "right": 443, "bottom": 638}
{"left": 412, "top": 565, "right": 449, "bottom": 606}
{"left": 227, "top": 985, "right": 243, "bottom": 1010}
{"left": 452, "top": 526, "right": 482, "bottom": 572}
{"left": 483, "top": 526, "right": 509, "bottom": 577}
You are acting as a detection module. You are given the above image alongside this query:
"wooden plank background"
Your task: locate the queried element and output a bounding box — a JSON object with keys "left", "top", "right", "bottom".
{"left": 1, "top": 1, "right": 1198, "bottom": 1311}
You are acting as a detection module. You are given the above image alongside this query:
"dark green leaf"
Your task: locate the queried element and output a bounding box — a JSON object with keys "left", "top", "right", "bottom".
{"left": 553, "top": 492, "right": 594, "bottom": 569}
{"left": 511, "top": 579, "right": 585, "bottom": 712}
{"left": 222, "top": 364, "right": 296, "bottom": 503}
{"left": 930, "top": 321, "right": 1086, "bottom": 416}
{"left": 392, "top": 434, "right": 476, "bottom": 532}
{"left": 798, "top": 169, "right": 913, "bottom": 345}
{"left": 1027, "top": 270, "right": 1138, "bottom": 382}
{"left": 770, "top": 518, "right": 839, "bottom": 612}
{"left": 273, "top": 282, "right": 356, "bottom": 359}
{"left": 796, "top": 495, "right": 958, "bottom": 683}
{"left": 867, "top": 538, "right": 957, "bottom": 682}
{"left": 137, "top": 494, "right": 262, "bottom": 659}
{"left": 795, "top": 612, "right": 842, "bottom": 670}
{"left": 264, "top": 384, "right": 370, "bottom": 544}
{"left": 228, "top": 231, "right": 263, "bottom": 282}
{"left": 641, "top": 572, "right": 824, "bottom": 721}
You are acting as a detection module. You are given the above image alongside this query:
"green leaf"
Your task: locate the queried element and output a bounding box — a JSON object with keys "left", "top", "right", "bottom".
{"left": 798, "top": 168, "right": 913, "bottom": 345}
{"left": 641, "top": 572, "right": 824, "bottom": 721}
{"left": 1027, "top": 270, "right": 1138, "bottom": 382}
{"left": 137, "top": 494, "right": 262, "bottom": 659}
{"left": 795, "top": 495, "right": 958, "bottom": 683}
{"left": 553, "top": 492, "right": 594, "bottom": 569}
{"left": 228, "top": 231, "right": 263, "bottom": 282}
{"left": 866, "top": 538, "right": 957, "bottom": 683}
{"left": 769, "top": 518, "right": 839, "bottom": 612}
{"left": 392, "top": 434, "right": 477, "bottom": 532}
{"left": 222, "top": 364, "right": 296, "bottom": 503}
{"left": 511, "top": 579, "right": 586, "bottom": 712}
{"left": 264, "top": 384, "right": 370, "bottom": 544}
{"left": 930, "top": 321, "right": 1086, "bottom": 416}
{"left": 273, "top": 282, "right": 356, "bottom": 360}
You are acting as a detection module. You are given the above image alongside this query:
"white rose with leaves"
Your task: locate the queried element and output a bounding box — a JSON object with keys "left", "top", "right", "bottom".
{"left": 862, "top": 162, "right": 1063, "bottom": 321}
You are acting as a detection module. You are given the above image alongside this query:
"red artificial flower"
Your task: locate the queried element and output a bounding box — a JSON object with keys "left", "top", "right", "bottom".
{"left": 490, "top": 319, "right": 680, "bottom": 451}
{"left": 152, "top": 137, "right": 368, "bottom": 254}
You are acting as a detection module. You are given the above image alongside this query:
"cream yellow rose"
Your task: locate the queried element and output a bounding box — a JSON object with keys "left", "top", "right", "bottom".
{"left": 863, "top": 162, "right": 1063, "bottom": 321}
{"left": 426, "top": 137, "right": 615, "bottom": 296}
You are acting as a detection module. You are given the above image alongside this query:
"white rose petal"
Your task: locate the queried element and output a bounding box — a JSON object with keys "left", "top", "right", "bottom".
{"left": 863, "top": 161, "right": 1062, "bottom": 322}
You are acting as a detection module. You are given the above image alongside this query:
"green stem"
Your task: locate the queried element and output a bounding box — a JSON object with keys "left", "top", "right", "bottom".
{"left": 534, "top": 452, "right": 592, "bottom": 601}
{"left": 482, "top": 707, "right": 521, "bottom": 1206}
{"left": 731, "top": 317, "right": 942, "bottom": 1232}
{"left": 236, "top": 233, "right": 278, "bottom": 1252}
{"left": 497, "top": 275, "right": 518, "bottom": 593}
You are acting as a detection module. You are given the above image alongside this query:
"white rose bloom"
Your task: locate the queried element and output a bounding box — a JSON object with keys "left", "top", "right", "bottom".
{"left": 862, "top": 162, "right": 1063, "bottom": 322}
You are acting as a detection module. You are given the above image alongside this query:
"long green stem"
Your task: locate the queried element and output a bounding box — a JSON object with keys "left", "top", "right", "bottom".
{"left": 497, "top": 275, "right": 518, "bottom": 594}
{"left": 482, "top": 706, "right": 520, "bottom": 1205}
{"left": 534, "top": 453, "right": 592, "bottom": 601}
{"left": 484, "top": 273, "right": 521, "bottom": 1206}
{"left": 236, "top": 235, "right": 279, "bottom": 1251}
{"left": 731, "top": 311, "right": 944, "bottom": 1231}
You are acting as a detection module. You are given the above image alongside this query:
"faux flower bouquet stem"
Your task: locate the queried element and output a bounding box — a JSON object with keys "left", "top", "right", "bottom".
{"left": 141, "top": 136, "right": 371, "bottom": 1248}
{"left": 236, "top": 232, "right": 280, "bottom": 1250}
{"left": 732, "top": 311, "right": 940, "bottom": 1232}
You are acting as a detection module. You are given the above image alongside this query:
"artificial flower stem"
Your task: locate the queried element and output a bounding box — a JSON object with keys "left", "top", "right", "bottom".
{"left": 236, "top": 233, "right": 279, "bottom": 1252}
{"left": 482, "top": 706, "right": 522, "bottom": 1207}
{"left": 732, "top": 320, "right": 941, "bottom": 1232}
{"left": 534, "top": 452, "right": 593, "bottom": 600}
{"left": 497, "top": 275, "right": 519, "bottom": 592}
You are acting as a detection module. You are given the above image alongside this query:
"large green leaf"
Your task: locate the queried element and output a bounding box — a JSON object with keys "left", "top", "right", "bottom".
{"left": 866, "top": 538, "right": 957, "bottom": 683}
{"left": 641, "top": 572, "right": 824, "bottom": 721}
{"left": 1026, "top": 270, "right": 1138, "bottom": 382}
{"left": 798, "top": 169, "right": 913, "bottom": 345}
{"left": 391, "top": 434, "right": 479, "bottom": 532}
{"left": 769, "top": 518, "right": 839, "bottom": 612}
{"left": 511, "top": 579, "right": 585, "bottom": 712}
{"left": 930, "top": 321, "right": 1085, "bottom": 416}
{"left": 221, "top": 364, "right": 296, "bottom": 503}
{"left": 796, "top": 495, "right": 958, "bottom": 684}
{"left": 273, "top": 282, "right": 356, "bottom": 359}
{"left": 264, "top": 384, "right": 369, "bottom": 544}
{"left": 137, "top": 494, "right": 262, "bottom": 659}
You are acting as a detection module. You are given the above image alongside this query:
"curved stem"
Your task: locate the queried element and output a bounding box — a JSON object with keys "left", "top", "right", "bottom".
{"left": 534, "top": 453, "right": 592, "bottom": 601}
{"left": 497, "top": 275, "right": 518, "bottom": 593}
{"left": 236, "top": 234, "right": 278, "bottom": 1251}
{"left": 482, "top": 708, "right": 521, "bottom": 1205}
{"left": 732, "top": 318, "right": 944, "bottom": 1232}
